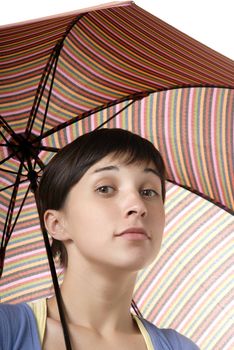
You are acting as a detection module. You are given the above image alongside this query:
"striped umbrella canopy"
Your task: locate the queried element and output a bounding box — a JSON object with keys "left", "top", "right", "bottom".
{"left": 0, "top": 1, "right": 233, "bottom": 349}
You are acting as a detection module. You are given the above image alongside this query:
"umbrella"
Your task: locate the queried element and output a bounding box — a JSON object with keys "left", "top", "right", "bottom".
{"left": 0, "top": 1, "right": 233, "bottom": 349}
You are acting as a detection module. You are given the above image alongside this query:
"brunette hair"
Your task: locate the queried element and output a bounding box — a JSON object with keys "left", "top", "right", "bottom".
{"left": 38, "top": 128, "right": 166, "bottom": 267}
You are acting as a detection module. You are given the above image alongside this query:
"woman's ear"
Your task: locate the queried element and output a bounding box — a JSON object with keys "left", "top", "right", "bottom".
{"left": 44, "top": 210, "right": 70, "bottom": 241}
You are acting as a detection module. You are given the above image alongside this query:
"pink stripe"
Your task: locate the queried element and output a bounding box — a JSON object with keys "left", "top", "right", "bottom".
{"left": 2, "top": 107, "right": 31, "bottom": 116}
{"left": 0, "top": 86, "right": 37, "bottom": 97}
{"left": 0, "top": 65, "right": 45, "bottom": 80}
{"left": 39, "top": 110, "right": 65, "bottom": 123}
{"left": 140, "top": 98, "right": 146, "bottom": 138}
{"left": 4, "top": 248, "right": 45, "bottom": 263}
{"left": 116, "top": 104, "right": 121, "bottom": 129}
{"left": 46, "top": 81, "right": 93, "bottom": 109}
{"left": 0, "top": 271, "right": 51, "bottom": 290}
{"left": 188, "top": 88, "right": 202, "bottom": 189}
{"left": 0, "top": 178, "right": 12, "bottom": 187}
{"left": 211, "top": 89, "right": 225, "bottom": 204}
{"left": 0, "top": 47, "right": 50, "bottom": 66}
{"left": 91, "top": 113, "right": 95, "bottom": 130}
{"left": 164, "top": 93, "right": 180, "bottom": 182}
{"left": 66, "top": 127, "right": 72, "bottom": 143}
{"left": 57, "top": 64, "right": 116, "bottom": 99}
{"left": 7, "top": 226, "right": 40, "bottom": 237}
{"left": 79, "top": 19, "right": 155, "bottom": 67}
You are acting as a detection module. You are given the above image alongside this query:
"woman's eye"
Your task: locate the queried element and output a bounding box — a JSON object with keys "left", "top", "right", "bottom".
{"left": 96, "top": 186, "right": 115, "bottom": 194}
{"left": 140, "top": 189, "right": 158, "bottom": 198}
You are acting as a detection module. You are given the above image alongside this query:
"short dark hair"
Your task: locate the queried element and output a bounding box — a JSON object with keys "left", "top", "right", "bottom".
{"left": 38, "top": 128, "right": 166, "bottom": 267}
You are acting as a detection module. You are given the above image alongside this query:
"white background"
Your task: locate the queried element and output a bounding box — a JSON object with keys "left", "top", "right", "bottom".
{"left": 1, "top": 0, "right": 233, "bottom": 59}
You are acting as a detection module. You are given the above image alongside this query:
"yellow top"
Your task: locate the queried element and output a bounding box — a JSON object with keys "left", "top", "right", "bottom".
{"left": 28, "top": 298, "right": 154, "bottom": 349}
{"left": 28, "top": 298, "right": 47, "bottom": 345}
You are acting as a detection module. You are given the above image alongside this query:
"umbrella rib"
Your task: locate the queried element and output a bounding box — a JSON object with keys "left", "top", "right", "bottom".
{"left": 32, "top": 91, "right": 150, "bottom": 143}
{"left": 26, "top": 46, "right": 59, "bottom": 135}
{"left": 39, "top": 50, "right": 60, "bottom": 137}
{"left": 0, "top": 178, "right": 29, "bottom": 192}
{"left": 0, "top": 115, "right": 22, "bottom": 144}
{"left": 1, "top": 162, "right": 23, "bottom": 250}
{"left": 131, "top": 299, "right": 143, "bottom": 318}
{"left": 33, "top": 112, "right": 93, "bottom": 142}
{"left": 9, "top": 183, "right": 31, "bottom": 237}
{"left": 0, "top": 167, "right": 26, "bottom": 175}
{"left": 167, "top": 179, "right": 234, "bottom": 215}
{"left": 0, "top": 152, "right": 15, "bottom": 166}
{"left": 0, "top": 163, "right": 26, "bottom": 277}
{"left": 32, "top": 154, "right": 45, "bottom": 171}
{"left": 26, "top": 14, "right": 85, "bottom": 142}
{"left": 95, "top": 98, "right": 141, "bottom": 130}
{"left": 38, "top": 146, "right": 59, "bottom": 152}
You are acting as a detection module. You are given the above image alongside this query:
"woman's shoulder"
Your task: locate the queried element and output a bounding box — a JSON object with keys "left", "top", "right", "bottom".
{"left": 138, "top": 317, "right": 200, "bottom": 350}
{"left": 0, "top": 302, "right": 33, "bottom": 330}
{"left": 0, "top": 301, "right": 41, "bottom": 349}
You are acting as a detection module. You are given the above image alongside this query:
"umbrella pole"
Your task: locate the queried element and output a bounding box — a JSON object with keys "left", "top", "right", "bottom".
{"left": 30, "top": 169, "right": 72, "bottom": 350}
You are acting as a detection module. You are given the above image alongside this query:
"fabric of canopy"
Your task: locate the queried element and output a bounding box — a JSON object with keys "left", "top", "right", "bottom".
{"left": 1, "top": 1, "right": 233, "bottom": 211}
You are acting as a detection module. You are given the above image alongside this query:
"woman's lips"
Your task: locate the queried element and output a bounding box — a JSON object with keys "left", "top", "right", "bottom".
{"left": 115, "top": 228, "right": 150, "bottom": 240}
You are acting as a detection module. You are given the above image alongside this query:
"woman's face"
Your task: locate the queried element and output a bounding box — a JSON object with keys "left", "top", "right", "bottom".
{"left": 60, "top": 154, "right": 165, "bottom": 272}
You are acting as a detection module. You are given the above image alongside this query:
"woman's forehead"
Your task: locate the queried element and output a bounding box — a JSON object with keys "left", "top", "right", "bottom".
{"left": 88, "top": 153, "right": 158, "bottom": 173}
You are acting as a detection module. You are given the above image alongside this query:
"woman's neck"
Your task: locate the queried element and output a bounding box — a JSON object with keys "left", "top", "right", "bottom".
{"left": 48, "top": 257, "right": 138, "bottom": 333}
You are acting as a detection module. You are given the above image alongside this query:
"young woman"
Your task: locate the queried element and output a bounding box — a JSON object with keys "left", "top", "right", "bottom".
{"left": 0, "top": 128, "right": 199, "bottom": 349}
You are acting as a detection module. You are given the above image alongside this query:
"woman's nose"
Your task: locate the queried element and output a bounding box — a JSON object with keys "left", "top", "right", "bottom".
{"left": 123, "top": 192, "right": 147, "bottom": 218}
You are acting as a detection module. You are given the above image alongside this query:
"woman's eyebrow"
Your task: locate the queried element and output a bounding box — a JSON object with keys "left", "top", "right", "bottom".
{"left": 144, "top": 167, "right": 161, "bottom": 178}
{"left": 92, "top": 165, "right": 160, "bottom": 177}
{"left": 93, "top": 165, "right": 119, "bottom": 173}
